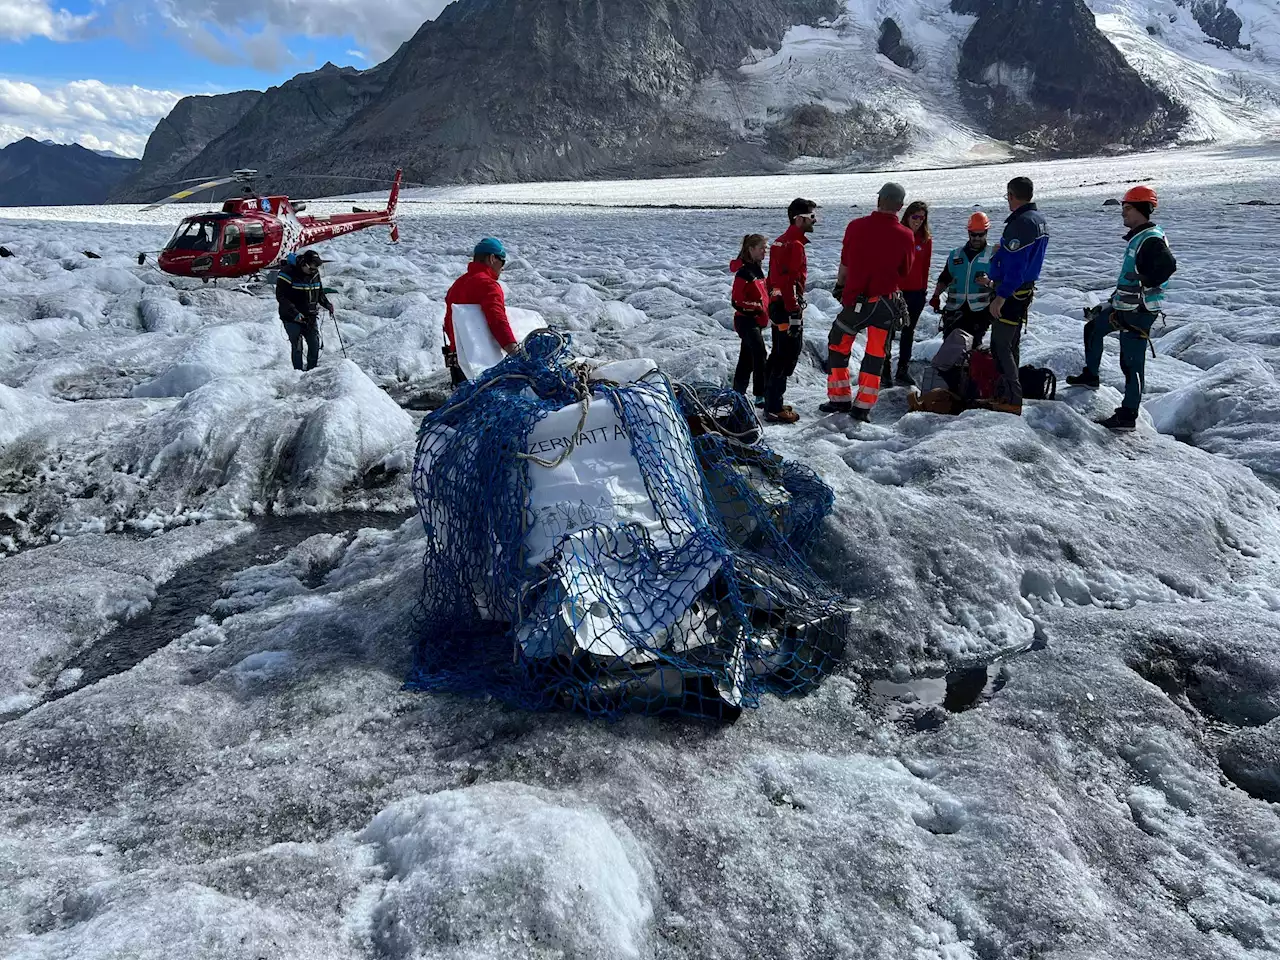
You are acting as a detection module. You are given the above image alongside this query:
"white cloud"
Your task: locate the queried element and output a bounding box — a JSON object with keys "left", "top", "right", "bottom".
{"left": 148, "top": 0, "right": 455, "bottom": 65}
{"left": 346, "top": 49, "right": 367, "bottom": 61}
{"left": 0, "top": 0, "right": 93, "bottom": 41}
{"left": 0, "top": 78, "right": 185, "bottom": 158}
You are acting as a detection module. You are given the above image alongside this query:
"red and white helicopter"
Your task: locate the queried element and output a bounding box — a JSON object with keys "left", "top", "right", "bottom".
{"left": 143, "top": 168, "right": 401, "bottom": 281}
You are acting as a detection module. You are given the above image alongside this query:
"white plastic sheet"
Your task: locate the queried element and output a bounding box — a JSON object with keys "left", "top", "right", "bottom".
{"left": 520, "top": 375, "right": 720, "bottom": 657}
{"left": 522, "top": 396, "right": 664, "bottom": 568}
{"left": 452, "top": 303, "right": 546, "bottom": 379}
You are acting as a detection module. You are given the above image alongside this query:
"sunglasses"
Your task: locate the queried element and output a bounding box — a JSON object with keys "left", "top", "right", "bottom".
{"left": 968, "top": 231, "right": 988, "bottom": 238}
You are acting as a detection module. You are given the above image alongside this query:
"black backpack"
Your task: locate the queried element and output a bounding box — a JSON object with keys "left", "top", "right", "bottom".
{"left": 1019, "top": 365, "right": 1057, "bottom": 401}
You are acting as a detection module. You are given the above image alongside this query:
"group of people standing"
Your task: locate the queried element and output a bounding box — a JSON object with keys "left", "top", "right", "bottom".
{"left": 730, "top": 177, "right": 1049, "bottom": 425}
{"left": 728, "top": 176, "right": 1175, "bottom": 431}
{"left": 278, "top": 177, "right": 1176, "bottom": 440}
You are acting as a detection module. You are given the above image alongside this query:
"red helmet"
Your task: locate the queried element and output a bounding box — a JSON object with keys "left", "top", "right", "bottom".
{"left": 1122, "top": 185, "right": 1158, "bottom": 205}
{"left": 967, "top": 212, "right": 990, "bottom": 232}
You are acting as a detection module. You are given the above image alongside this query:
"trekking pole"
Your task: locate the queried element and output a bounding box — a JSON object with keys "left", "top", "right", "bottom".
{"left": 319, "top": 282, "right": 348, "bottom": 359}
{"left": 330, "top": 309, "right": 348, "bottom": 358}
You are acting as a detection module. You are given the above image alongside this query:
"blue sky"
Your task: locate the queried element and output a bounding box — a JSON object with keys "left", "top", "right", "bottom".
{"left": 0, "top": 0, "right": 451, "bottom": 156}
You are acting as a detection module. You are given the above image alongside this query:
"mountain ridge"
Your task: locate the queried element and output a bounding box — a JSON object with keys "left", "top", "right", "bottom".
{"left": 0, "top": 138, "right": 140, "bottom": 207}
{"left": 116, "top": 0, "right": 1280, "bottom": 199}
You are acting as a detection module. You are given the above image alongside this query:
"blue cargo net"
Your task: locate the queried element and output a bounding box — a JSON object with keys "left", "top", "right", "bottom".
{"left": 409, "top": 330, "right": 849, "bottom": 721}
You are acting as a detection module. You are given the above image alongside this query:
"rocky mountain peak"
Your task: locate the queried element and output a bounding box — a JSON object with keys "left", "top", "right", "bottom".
{"left": 112, "top": 0, "right": 1276, "bottom": 199}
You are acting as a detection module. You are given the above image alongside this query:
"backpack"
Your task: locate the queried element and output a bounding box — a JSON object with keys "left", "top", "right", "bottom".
{"left": 1019, "top": 365, "right": 1058, "bottom": 401}
{"left": 965, "top": 349, "right": 999, "bottom": 400}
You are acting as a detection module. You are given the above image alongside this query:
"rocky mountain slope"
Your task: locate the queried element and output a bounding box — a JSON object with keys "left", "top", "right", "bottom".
{"left": 118, "top": 0, "right": 1280, "bottom": 195}
{"left": 107, "top": 90, "right": 260, "bottom": 203}
{"left": 952, "top": 0, "right": 1187, "bottom": 152}
{"left": 0, "top": 139, "right": 140, "bottom": 207}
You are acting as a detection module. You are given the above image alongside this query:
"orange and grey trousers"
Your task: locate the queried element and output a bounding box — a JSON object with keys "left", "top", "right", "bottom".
{"left": 826, "top": 297, "right": 896, "bottom": 410}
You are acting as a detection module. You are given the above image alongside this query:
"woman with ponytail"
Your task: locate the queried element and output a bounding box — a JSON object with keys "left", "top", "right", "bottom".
{"left": 730, "top": 233, "right": 770, "bottom": 406}
{"left": 886, "top": 199, "right": 933, "bottom": 386}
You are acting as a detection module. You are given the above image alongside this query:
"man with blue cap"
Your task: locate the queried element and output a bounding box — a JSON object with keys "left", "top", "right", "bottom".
{"left": 443, "top": 237, "right": 516, "bottom": 385}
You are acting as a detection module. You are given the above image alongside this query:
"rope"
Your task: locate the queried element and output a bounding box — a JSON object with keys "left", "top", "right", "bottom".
{"left": 677, "top": 382, "right": 763, "bottom": 443}
{"left": 517, "top": 385, "right": 591, "bottom": 469}
{"left": 407, "top": 330, "right": 848, "bottom": 720}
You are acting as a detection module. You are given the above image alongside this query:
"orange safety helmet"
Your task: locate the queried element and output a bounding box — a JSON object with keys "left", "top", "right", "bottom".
{"left": 967, "top": 211, "right": 991, "bottom": 232}
{"left": 1121, "top": 185, "right": 1158, "bottom": 206}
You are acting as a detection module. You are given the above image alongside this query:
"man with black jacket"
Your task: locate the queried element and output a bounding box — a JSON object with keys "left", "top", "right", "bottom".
{"left": 1066, "top": 185, "right": 1177, "bottom": 431}
{"left": 276, "top": 249, "right": 333, "bottom": 371}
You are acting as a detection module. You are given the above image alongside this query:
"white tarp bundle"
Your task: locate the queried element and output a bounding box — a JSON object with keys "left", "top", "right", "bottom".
{"left": 517, "top": 364, "right": 720, "bottom": 659}
{"left": 452, "top": 304, "right": 547, "bottom": 379}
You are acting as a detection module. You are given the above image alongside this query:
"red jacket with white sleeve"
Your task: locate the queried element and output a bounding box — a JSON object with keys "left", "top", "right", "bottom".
{"left": 443, "top": 261, "right": 514, "bottom": 350}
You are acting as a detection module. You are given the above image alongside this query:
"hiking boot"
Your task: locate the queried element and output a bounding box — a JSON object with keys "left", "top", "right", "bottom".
{"left": 979, "top": 399, "right": 1022, "bottom": 415}
{"left": 819, "top": 401, "right": 852, "bottom": 414}
{"left": 895, "top": 369, "right": 917, "bottom": 387}
{"left": 765, "top": 408, "right": 800, "bottom": 424}
{"left": 850, "top": 407, "right": 871, "bottom": 423}
{"left": 1098, "top": 407, "right": 1137, "bottom": 432}
{"left": 1066, "top": 369, "right": 1100, "bottom": 389}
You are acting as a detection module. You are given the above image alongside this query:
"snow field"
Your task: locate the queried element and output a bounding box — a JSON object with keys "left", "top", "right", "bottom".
{"left": 1, "top": 147, "right": 1279, "bottom": 957}
{"left": 0, "top": 232, "right": 421, "bottom": 549}
{"left": 695, "top": 0, "right": 1011, "bottom": 169}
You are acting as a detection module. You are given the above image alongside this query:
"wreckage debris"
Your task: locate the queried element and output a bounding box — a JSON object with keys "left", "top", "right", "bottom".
{"left": 409, "top": 329, "right": 849, "bottom": 721}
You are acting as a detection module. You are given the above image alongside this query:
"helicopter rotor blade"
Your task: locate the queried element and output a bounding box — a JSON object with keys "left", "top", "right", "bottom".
{"left": 277, "top": 174, "right": 430, "bottom": 188}
{"left": 142, "top": 176, "right": 240, "bottom": 211}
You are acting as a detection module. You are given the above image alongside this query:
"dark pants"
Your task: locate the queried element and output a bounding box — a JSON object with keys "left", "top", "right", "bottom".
{"left": 990, "top": 288, "right": 1033, "bottom": 405}
{"left": 284, "top": 318, "right": 321, "bottom": 371}
{"left": 883, "top": 289, "right": 927, "bottom": 380}
{"left": 1085, "top": 305, "right": 1154, "bottom": 410}
{"left": 444, "top": 347, "right": 467, "bottom": 387}
{"left": 733, "top": 315, "right": 769, "bottom": 397}
{"left": 942, "top": 304, "right": 990, "bottom": 349}
{"left": 764, "top": 317, "right": 804, "bottom": 414}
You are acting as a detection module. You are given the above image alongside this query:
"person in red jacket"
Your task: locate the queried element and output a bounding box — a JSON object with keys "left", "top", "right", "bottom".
{"left": 442, "top": 236, "right": 516, "bottom": 386}
{"left": 883, "top": 200, "right": 933, "bottom": 387}
{"left": 730, "top": 233, "right": 770, "bottom": 406}
{"left": 763, "top": 198, "right": 818, "bottom": 424}
{"left": 821, "top": 182, "right": 915, "bottom": 422}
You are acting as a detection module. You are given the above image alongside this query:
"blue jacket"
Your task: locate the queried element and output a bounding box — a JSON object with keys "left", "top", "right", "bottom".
{"left": 989, "top": 203, "right": 1048, "bottom": 298}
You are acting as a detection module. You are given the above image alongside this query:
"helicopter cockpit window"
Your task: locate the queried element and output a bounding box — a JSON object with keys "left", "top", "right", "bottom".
{"left": 244, "top": 222, "right": 265, "bottom": 246}
{"left": 222, "top": 224, "right": 241, "bottom": 250}
{"left": 166, "top": 220, "right": 218, "bottom": 252}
